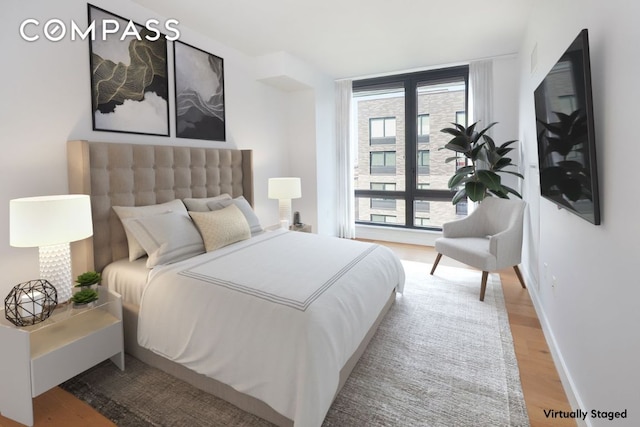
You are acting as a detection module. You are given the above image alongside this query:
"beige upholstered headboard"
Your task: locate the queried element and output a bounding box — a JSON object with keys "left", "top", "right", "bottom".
{"left": 67, "top": 140, "right": 253, "bottom": 275}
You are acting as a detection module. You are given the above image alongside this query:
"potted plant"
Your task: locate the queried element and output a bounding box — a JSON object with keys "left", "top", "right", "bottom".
{"left": 440, "top": 121, "right": 524, "bottom": 204}
{"left": 71, "top": 271, "right": 101, "bottom": 306}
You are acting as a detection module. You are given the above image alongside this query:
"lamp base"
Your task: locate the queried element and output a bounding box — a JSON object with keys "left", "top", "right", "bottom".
{"left": 278, "top": 199, "right": 292, "bottom": 228}
{"left": 39, "top": 243, "right": 73, "bottom": 303}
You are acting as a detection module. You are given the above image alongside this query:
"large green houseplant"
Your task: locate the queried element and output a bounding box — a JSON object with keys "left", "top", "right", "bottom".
{"left": 440, "top": 121, "right": 523, "bottom": 204}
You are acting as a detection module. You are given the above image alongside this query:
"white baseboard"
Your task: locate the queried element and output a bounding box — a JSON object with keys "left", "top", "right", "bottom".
{"left": 521, "top": 268, "right": 589, "bottom": 427}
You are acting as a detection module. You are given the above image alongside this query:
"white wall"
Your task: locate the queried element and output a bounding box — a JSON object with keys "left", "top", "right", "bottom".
{"left": 0, "top": 0, "right": 292, "bottom": 298}
{"left": 255, "top": 51, "right": 337, "bottom": 236}
{"left": 518, "top": 1, "right": 640, "bottom": 424}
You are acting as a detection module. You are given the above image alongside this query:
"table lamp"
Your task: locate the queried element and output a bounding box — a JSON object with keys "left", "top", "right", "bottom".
{"left": 10, "top": 195, "right": 93, "bottom": 303}
{"left": 268, "top": 177, "right": 301, "bottom": 229}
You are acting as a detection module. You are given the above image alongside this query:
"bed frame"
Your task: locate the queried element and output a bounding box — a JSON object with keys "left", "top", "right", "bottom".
{"left": 67, "top": 140, "right": 394, "bottom": 426}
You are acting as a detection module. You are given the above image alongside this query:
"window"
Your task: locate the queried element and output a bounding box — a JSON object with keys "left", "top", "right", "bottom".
{"left": 456, "top": 201, "right": 468, "bottom": 216}
{"left": 371, "top": 214, "right": 396, "bottom": 224}
{"left": 371, "top": 198, "right": 396, "bottom": 209}
{"left": 415, "top": 200, "right": 430, "bottom": 212}
{"left": 417, "top": 114, "right": 430, "bottom": 143}
{"left": 370, "top": 151, "right": 396, "bottom": 174}
{"left": 370, "top": 117, "right": 396, "bottom": 145}
{"left": 415, "top": 217, "right": 431, "bottom": 227}
{"left": 353, "top": 65, "right": 468, "bottom": 230}
{"left": 417, "top": 150, "right": 430, "bottom": 174}
{"left": 456, "top": 111, "right": 466, "bottom": 126}
{"left": 371, "top": 182, "right": 396, "bottom": 191}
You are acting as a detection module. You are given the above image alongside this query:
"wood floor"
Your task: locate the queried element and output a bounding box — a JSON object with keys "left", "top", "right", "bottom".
{"left": 0, "top": 241, "right": 575, "bottom": 427}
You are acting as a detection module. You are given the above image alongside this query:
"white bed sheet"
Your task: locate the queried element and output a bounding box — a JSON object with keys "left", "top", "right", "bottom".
{"left": 137, "top": 229, "right": 404, "bottom": 427}
{"left": 102, "top": 258, "right": 150, "bottom": 306}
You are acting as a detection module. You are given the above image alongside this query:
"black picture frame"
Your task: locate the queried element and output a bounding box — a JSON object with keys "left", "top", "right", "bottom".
{"left": 88, "top": 4, "right": 169, "bottom": 136}
{"left": 173, "top": 41, "right": 226, "bottom": 141}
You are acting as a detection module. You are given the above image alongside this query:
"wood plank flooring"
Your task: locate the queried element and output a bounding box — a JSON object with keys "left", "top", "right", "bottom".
{"left": 0, "top": 240, "right": 575, "bottom": 427}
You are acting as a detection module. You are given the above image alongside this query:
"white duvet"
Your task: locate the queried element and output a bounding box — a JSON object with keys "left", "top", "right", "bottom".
{"left": 138, "top": 229, "right": 405, "bottom": 427}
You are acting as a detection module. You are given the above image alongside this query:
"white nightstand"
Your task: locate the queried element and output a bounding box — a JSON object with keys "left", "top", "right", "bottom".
{"left": 0, "top": 286, "right": 124, "bottom": 426}
{"left": 265, "top": 224, "right": 313, "bottom": 233}
{"left": 290, "top": 224, "right": 312, "bottom": 233}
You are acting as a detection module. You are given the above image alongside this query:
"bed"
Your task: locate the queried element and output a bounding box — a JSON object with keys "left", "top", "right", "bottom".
{"left": 67, "top": 140, "right": 405, "bottom": 427}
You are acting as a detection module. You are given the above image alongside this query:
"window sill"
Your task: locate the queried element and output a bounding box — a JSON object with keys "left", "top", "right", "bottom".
{"left": 355, "top": 224, "right": 441, "bottom": 247}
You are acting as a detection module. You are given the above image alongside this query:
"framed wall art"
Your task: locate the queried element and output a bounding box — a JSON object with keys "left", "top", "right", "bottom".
{"left": 173, "top": 41, "right": 226, "bottom": 141}
{"left": 88, "top": 4, "right": 169, "bottom": 136}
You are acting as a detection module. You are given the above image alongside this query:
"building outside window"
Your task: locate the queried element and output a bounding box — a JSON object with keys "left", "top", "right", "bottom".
{"left": 370, "top": 151, "right": 396, "bottom": 174}
{"left": 417, "top": 150, "right": 430, "bottom": 174}
{"left": 353, "top": 66, "right": 469, "bottom": 229}
{"left": 370, "top": 214, "right": 396, "bottom": 224}
{"left": 417, "top": 114, "right": 430, "bottom": 143}
{"left": 369, "top": 117, "right": 396, "bottom": 145}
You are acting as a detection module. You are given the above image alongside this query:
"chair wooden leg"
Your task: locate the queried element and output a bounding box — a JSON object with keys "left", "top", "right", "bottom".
{"left": 430, "top": 253, "right": 443, "bottom": 275}
{"left": 480, "top": 271, "right": 489, "bottom": 301}
{"left": 513, "top": 265, "right": 526, "bottom": 289}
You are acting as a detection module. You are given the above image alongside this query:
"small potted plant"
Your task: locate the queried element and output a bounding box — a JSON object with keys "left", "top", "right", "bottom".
{"left": 71, "top": 271, "right": 101, "bottom": 307}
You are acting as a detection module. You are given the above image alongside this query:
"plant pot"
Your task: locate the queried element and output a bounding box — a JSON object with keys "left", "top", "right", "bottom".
{"left": 72, "top": 300, "right": 97, "bottom": 309}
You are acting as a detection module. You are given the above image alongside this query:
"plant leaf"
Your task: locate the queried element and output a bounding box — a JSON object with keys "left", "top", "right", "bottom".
{"left": 500, "top": 184, "right": 523, "bottom": 199}
{"left": 465, "top": 181, "right": 486, "bottom": 202}
{"left": 444, "top": 135, "right": 471, "bottom": 153}
{"left": 499, "top": 170, "right": 525, "bottom": 180}
{"left": 440, "top": 127, "right": 463, "bottom": 137}
{"left": 448, "top": 171, "right": 472, "bottom": 188}
{"left": 499, "top": 140, "right": 518, "bottom": 149}
{"left": 477, "top": 170, "right": 502, "bottom": 191}
{"left": 452, "top": 188, "right": 467, "bottom": 205}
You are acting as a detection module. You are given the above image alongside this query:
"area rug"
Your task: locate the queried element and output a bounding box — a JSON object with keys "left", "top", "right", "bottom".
{"left": 61, "top": 261, "right": 530, "bottom": 427}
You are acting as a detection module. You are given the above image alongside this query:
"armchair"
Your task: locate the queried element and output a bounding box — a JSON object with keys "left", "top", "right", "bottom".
{"left": 430, "top": 197, "right": 527, "bottom": 301}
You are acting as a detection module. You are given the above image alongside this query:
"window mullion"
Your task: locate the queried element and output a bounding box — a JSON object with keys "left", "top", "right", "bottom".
{"left": 405, "top": 79, "right": 417, "bottom": 228}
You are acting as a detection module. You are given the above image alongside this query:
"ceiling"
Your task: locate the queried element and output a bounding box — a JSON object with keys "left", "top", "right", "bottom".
{"left": 133, "top": 0, "right": 533, "bottom": 79}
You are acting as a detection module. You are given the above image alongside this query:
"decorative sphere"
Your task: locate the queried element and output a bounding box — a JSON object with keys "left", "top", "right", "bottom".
{"left": 4, "top": 279, "right": 58, "bottom": 326}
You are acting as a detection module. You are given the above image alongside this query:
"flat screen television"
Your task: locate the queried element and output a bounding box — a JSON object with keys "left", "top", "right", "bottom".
{"left": 534, "top": 28, "right": 601, "bottom": 225}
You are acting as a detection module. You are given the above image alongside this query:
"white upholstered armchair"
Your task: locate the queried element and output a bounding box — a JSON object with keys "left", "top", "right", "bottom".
{"left": 430, "top": 197, "right": 527, "bottom": 301}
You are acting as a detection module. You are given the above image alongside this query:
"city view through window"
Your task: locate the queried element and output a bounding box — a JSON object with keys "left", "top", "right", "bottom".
{"left": 353, "top": 67, "right": 469, "bottom": 229}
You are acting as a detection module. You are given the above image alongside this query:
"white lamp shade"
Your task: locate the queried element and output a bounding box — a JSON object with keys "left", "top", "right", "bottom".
{"left": 268, "top": 177, "right": 302, "bottom": 200}
{"left": 10, "top": 194, "right": 93, "bottom": 247}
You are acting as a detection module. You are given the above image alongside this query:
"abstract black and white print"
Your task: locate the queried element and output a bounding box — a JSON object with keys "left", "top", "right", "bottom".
{"left": 174, "top": 41, "right": 225, "bottom": 141}
{"left": 88, "top": 5, "right": 169, "bottom": 136}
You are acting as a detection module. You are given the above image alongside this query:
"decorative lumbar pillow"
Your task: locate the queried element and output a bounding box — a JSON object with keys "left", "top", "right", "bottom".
{"left": 189, "top": 204, "right": 251, "bottom": 252}
{"left": 120, "top": 211, "right": 205, "bottom": 268}
{"left": 182, "top": 194, "right": 232, "bottom": 212}
{"left": 113, "top": 199, "right": 189, "bottom": 261}
{"left": 207, "top": 196, "right": 263, "bottom": 235}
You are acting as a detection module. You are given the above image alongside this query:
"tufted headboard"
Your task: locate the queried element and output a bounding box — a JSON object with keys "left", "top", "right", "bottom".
{"left": 67, "top": 140, "right": 253, "bottom": 275}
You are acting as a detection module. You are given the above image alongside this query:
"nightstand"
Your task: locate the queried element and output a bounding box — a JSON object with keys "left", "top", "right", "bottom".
{"left": 290, "top": 224, "right": 312, "bottom": 233}
{"left": 0, "top": 286, "right": 124, "bottom": 426}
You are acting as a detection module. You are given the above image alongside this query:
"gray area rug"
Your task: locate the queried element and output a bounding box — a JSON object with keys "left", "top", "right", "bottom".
{"left": 61, "top": 261, "right": 529, "bottom": 426}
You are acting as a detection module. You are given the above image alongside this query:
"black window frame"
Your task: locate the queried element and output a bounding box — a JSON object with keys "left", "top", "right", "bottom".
{"left": 353, "top": 65, "right": 469, "bottom": 230}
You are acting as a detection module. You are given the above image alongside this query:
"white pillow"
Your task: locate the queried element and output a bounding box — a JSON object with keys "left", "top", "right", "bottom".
{"left": 207, "top": 196, "right": 263, "bottom": 235}
{"left": 120, "top": 211, "right": 205, "bottom": 268}
{"left": 189, "top": 204, "right": 251, "bottom": 252}
{"left": 182, "top": 194, "right": 232, "bottom": 212}
{"left": 113, "top": 199, "right": 190, "bottom": 261}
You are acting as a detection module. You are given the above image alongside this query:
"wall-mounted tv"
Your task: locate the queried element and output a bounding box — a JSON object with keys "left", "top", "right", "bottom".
{"left": 534, "top": 28, "right": 601, "bottom": 225}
